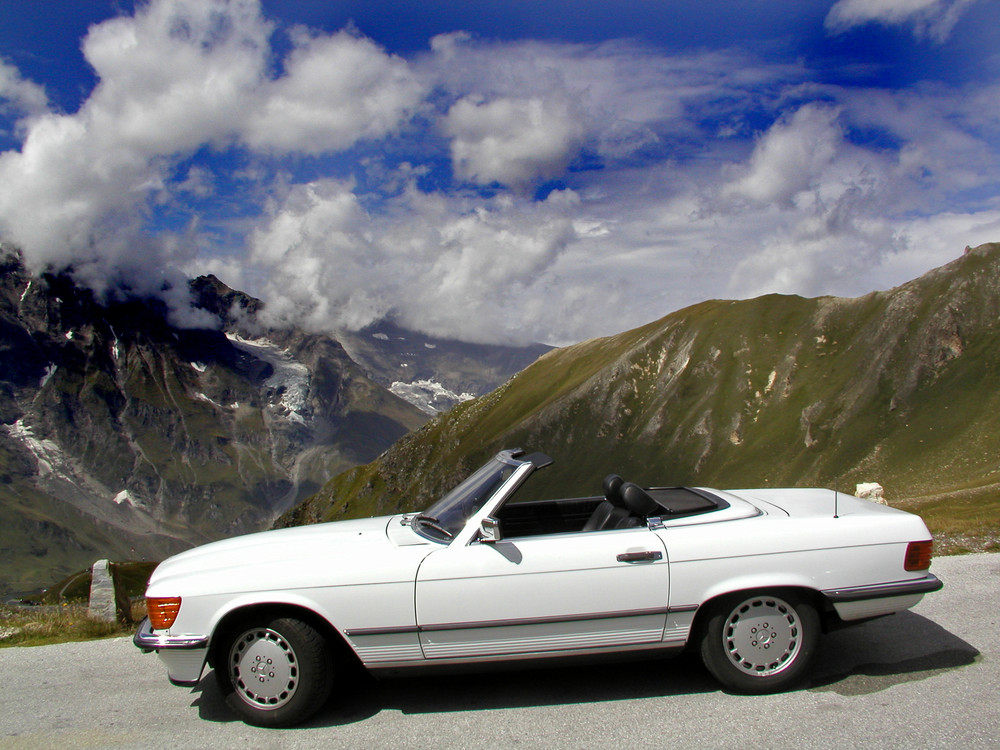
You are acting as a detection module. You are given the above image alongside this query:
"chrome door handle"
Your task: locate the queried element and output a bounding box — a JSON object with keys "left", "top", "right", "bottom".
{"left": 617, "top": 550, "right": 663, "bottom": 563}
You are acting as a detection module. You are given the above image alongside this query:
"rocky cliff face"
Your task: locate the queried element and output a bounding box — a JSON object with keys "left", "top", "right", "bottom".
{"left": 284, "top": 243, "right": 1000, "bottom": 546}
{"left": 0, "top": 252, "right": 428, "bottom": 592}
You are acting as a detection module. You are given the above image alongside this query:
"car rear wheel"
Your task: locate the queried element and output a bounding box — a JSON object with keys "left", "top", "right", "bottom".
{"left": 699, "top": 592, "right": 818, "bottom": 694}
{"left": 214, "top": 615, "right": 334, "bottom": 727}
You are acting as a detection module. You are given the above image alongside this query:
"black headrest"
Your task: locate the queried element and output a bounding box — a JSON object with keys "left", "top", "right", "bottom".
{"left": 621, "top": 482, "right": 659, "bottom": 516}
{"left": 603, "top": 474, "right": 625, "bottom": 507}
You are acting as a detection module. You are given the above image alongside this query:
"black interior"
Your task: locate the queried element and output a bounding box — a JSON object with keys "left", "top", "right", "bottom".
{"left": 498, "top": 496, "right": 603, "bottom": 537}
{"left": 496, "top": 485, "right": 726, "bottom": 538}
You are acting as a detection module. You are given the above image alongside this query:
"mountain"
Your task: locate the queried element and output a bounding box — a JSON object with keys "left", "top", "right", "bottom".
{"left": 281, "top": 242, "right": 1000, "bottom": 551}
{"left": 0, "top": 248, "right": 554, "bottom": 593}
{"left": 0, "top": 254, "right": 432, "bottom": 593}
{"left": 337, "top": 322, "right": 552, "bottom": 414}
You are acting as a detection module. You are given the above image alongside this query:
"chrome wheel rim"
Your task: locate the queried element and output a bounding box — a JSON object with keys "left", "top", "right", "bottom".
{"left": 229, "top": 628, "right": 299, "bottom": 710}
{"left": 722, "top": 596, "right": 801, "bottom": 677}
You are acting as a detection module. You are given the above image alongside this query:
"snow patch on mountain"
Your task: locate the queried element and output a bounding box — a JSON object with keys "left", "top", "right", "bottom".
{"left": 226, "top": 334, "right": 311, "bottom": 423}
{"left": 195, "top": 392, "right": 238, "bottom": 410}
{"left": 39, "top": 364, "right": 57, "bottom": 389}
{"left": 390, "top": 379, "right": 476, "bottom": 415}
{"left": 6, "top": 419, "right": 66, "bottom": 479}
{"left": 112, "top": 489, "right": 144, "bottom": 507}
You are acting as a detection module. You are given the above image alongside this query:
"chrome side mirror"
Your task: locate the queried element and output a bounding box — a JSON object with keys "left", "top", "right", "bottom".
{"left": 479, "top": 516, "right": 503, "bottom": 543}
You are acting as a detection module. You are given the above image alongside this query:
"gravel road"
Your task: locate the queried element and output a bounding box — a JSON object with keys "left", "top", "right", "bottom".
{"left": 3, "top": 553, "right": 997, "bottom": 750}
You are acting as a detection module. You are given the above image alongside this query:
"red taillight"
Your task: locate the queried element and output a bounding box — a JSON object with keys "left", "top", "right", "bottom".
{"left": 147, "top": 597, "right": 182, "bottom": 629}
{"left": 904, "top": 540, "right": 933, "bottom": 571}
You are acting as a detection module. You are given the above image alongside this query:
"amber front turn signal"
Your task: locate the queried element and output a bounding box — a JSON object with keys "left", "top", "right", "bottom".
{"left": 146, "top": 597, "right": 182, "bottom": 629}
{"left": 904, "top": 540, "right": 933, "bottom": 571}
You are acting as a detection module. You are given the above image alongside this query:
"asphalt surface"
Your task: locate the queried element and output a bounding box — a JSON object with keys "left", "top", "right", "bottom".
{"left": 2, "top": 553, "right": 997, "bottom": 750}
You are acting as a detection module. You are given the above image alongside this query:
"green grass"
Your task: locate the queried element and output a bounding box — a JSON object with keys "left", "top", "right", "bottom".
{"left": 896, "top": 486, "right": 1000, "bottom": 555}
{"left": 0, "top": 600, "right": 146, "bottom": 648}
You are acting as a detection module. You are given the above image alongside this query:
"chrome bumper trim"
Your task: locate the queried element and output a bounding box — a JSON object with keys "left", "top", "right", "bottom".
{"left": 133, "top": 617, "right": 210, "bottom": 652}
{"left": 822, "top": 574, "right": 943, "bottom": 603}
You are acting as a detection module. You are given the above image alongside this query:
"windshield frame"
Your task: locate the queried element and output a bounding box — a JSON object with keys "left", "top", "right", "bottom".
{"left": 413, "top": 451, "right": 534, "bottom": 543}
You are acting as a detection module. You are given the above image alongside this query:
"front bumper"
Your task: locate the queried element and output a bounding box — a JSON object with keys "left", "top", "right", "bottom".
{"left": 133, "top": 617, "right": 210, "bottom": 686}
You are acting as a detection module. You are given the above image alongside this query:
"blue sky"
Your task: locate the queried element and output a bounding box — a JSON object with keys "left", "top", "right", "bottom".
{"left": 1, "top": 0, "right": 998, "bottom": 344}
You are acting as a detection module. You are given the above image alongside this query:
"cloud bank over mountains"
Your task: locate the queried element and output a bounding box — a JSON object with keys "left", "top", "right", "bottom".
{"left": 0, "top": 0, "right": 998, "bottom": 344}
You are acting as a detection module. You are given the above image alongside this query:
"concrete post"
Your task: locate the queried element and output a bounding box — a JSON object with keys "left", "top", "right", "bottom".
{"left": 88, "top": 560, "right": 134, "bottom": 624}
{"left": 88, "top": 559, "right": 117, "bottom": 622}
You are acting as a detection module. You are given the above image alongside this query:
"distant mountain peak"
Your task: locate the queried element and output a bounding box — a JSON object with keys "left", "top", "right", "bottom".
{"left": 188, "top": 274, "right": 263, "bottom": 333}
{"left": 337, "top": 319, "right": 552, "bottom": 413}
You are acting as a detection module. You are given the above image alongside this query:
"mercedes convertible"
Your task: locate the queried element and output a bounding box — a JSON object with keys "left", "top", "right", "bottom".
{"left": 135, "top": 449, "right": 942, "bottom": 726}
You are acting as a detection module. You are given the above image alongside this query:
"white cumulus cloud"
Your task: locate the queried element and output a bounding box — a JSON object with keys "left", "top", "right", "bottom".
{"left": 0, "top": 1, "right": 997, "bottom": 346}
{"left": 0, "top": 0, "right": 272, "bottom": 278}
{"left": 243, "top": 27, "right": 425, "bottom": 153}
{"left": 0, "top": 0, "right": 423, "bottom": 297}
{"left": 723, "top": 105, "right": 849, "bottom": 206}
{"left": 249, "top": 178, "right": 583, "bottom": 343}
{"left": 0, "top": 59, "right": 49, "bottom": 126}
{"left": 444, "top": 95, "right": 585, "bottom": 188}
{"left": 825, "top": 0, "right": 979, "bottom": 42}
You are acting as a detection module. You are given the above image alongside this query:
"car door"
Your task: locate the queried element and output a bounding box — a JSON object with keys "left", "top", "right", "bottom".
{"left": 414, "top": 526, "right": 669, "bottom": 660}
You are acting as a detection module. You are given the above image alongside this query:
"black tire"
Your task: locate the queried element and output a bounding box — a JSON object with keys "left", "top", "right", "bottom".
{"left": 213, "top": 615, "right": 334, "bottom": 727}
{"left": 699, "top": 592, "right": 818, "bottom": 694}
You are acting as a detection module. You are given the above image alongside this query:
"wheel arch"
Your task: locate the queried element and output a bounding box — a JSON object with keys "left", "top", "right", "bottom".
{"left": 207, "top": 602, "right": 359, "bottom": 669}
{"left": 687, "top": 585, "right": 831, "bottom": 647}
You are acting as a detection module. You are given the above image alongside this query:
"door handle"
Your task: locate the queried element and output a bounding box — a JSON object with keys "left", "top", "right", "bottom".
{"left": 617, "top": 550, "right": 663, "bottom": 563}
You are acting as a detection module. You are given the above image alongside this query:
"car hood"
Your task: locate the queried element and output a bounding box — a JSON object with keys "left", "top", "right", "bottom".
{"left": 145, "top": 515, "right": 425, "bottom": 597}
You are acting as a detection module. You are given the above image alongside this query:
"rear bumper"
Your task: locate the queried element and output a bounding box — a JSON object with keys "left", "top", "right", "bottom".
{"left": 823, "top": 573, "right": 943, "bottom": 602}
{"left": 133, "top": 617, "right": 209, "bottom": 686}
{"left": 823, "top": 574, "right": 943, "bottom": 621}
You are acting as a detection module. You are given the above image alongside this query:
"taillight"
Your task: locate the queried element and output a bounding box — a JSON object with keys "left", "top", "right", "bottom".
{"left": 146, "top": 597, "right": 182, "bottom": 629}
{"left": 904, "top": 540, "right": 933, "bottom": 571}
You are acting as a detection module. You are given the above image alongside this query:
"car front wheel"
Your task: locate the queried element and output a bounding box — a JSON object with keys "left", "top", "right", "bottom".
{"left": 214, "top": 615, "right": 334, "bottom": 727}
{"left": 699, "top": 592, "right": 818, "bottom": 694}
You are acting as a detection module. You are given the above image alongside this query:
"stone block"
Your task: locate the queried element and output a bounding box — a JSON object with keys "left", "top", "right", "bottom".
{"left": 88, "top": 559, "right": 135, "bottom": 625}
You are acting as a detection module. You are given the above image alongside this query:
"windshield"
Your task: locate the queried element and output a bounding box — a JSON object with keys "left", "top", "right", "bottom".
{"left": 416, "top": 457, "right": 519, "bottom": 541}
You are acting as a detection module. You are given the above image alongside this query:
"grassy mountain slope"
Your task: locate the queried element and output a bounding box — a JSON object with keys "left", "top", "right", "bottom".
{"left": 282, "top": 243, "right": 1000, "bottom": 547}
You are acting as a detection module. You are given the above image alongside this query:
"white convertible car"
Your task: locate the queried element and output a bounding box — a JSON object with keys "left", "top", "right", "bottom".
{"left": 135, "top": 449, "right": 942, "bottom": 727}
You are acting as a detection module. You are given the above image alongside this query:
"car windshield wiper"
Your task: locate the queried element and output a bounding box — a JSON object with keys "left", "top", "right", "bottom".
{"left": 412, "top": 514, "right": 454, "bottom": 539}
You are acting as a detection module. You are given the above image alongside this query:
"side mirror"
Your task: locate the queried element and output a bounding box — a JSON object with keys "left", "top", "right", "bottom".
{"left": 479, "top": 516, "right": 503, "bottom": 544}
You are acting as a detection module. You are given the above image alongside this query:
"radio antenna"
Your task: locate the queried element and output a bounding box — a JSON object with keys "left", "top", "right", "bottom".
{"left": 833, "top": 479, "right": 840, "bottom": 519}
